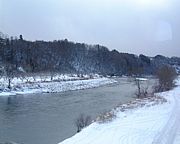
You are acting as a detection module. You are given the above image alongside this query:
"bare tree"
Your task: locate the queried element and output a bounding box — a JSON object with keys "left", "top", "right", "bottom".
{"left": 129, "top": 66, "right": 149, "bottom": 98}
{"left": 155, "top": 65, "right": 177, "bottom": 92}
{"left": 134, "top": 78, "right": 149, "bottom": 98}
{"left": 49, "top": 70, "right": 58, "bottom": 81}
{"left": 0, "top": 66, "right": 4, "bottom": 87}
{"left": 134, "top": 78, "right": 141, "bottom": 98}
{"left": 75, "top": 114, "right": 92, "bottom": 133}
{"left": 4, "top": 63, "right": 16, "bottom": 89}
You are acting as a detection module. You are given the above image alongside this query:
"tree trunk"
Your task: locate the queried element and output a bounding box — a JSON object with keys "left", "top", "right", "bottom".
{"left": 137, "top": 80, "right": 141, "bottom": 98}
{"left": 8, "top": 78, "right": 11, "bottom": 89}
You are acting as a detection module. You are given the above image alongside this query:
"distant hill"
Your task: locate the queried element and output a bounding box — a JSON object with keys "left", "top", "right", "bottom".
{"left": 0, "top": 33, "right": 179, "bottom": 75}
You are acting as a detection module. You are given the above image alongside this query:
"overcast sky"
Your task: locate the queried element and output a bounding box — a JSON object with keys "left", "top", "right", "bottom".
{"left": 0, "top": 0, "right": 180, "bottom": 57}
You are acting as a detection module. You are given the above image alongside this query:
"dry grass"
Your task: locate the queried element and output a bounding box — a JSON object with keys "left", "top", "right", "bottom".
{"left": 96, "top": 95, "right": 167, "bottom": 124}
{"left": 96, "top": 111, "right": 116, "bottom": 124}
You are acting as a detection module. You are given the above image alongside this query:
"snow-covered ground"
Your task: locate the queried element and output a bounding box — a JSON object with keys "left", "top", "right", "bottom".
{"left": 135, "top": 77, "right": 148, "bottom": 81}
{"left": 59, "top": 77, "right": 180, "bottom": 144}
{"left": 0, "top": 74, "right": 116, "bottom": 96}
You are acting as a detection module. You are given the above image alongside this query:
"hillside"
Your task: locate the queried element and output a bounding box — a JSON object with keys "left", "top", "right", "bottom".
{"left": 0, "top": 33, "right": 179, "bottom": 75}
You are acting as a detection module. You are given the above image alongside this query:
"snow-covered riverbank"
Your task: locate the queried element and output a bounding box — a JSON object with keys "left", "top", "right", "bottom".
{"left": 0, "top": 74, "right": 116, "bottom": 96}
{"left": 59, "top": 77, "right": 180, "bottom": 144}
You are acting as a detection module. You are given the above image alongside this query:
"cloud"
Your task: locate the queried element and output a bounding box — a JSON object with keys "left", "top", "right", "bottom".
{"left": 0, "top": 0, "right": 180, "bottom": 56}
{"left": 155, "top": 21, "right": 172, "bottom": 41}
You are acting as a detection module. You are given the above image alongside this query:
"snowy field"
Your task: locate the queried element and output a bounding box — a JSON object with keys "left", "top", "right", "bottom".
{"left": 0, "top": 74, "right": 116, "bottom": 96}
{"left": 59, "top": 77, "right": 180, "bottom": 144}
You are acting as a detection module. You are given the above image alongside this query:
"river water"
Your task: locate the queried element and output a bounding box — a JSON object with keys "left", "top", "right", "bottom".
{"left": 0, "top": 78, "right": 153, "bottom": 144}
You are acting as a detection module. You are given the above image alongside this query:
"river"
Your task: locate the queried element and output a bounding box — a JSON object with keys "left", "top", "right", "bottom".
{"left": 0, "top": 77, "right": 153, "bottom": 144}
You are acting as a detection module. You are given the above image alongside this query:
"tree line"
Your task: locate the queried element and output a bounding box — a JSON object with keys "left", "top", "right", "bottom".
{"left": 0, "top": 32, "right": 179, "bottom": 76}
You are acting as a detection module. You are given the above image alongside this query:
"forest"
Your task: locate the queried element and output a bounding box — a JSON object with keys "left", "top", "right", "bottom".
{"left": 0, "top": 32, "right": 179, "bottom": 76}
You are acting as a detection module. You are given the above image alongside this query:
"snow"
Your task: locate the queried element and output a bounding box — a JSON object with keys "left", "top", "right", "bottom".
{"left": 171, "top": 79, "right": 180, "bottom": 144}
{"left": 0, "top": 74, "right": 116, "bottom": 96}
{"left": 135, "top": 77, "right": 148, "bottom": 81}
{"left": 40, "top": 78, "right": 116, "bottom": 93}
{"left": 59, "top": 77, "right": 180, "bottom": 144}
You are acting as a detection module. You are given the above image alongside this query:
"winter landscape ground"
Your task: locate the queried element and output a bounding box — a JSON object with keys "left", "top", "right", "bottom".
{"left": 0, "top": 74, "right": 116, "bottom": 96}
{"left": 1, "top": 1, "right": 180, "bottom": 143}
{"left": 59, "top": 77, "right": 180, "bottom": 144}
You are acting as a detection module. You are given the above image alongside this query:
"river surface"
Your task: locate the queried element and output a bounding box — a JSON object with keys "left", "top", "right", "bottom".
{"left": 0, "top": 78, "right": 153, "bottom": 144}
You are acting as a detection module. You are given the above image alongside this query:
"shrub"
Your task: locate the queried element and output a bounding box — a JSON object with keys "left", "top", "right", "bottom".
{"left": 75, "top": 114, "right": 91, "bottom": 133}
{"left": 155, "top": 65, "right": 177, "bottom": 92}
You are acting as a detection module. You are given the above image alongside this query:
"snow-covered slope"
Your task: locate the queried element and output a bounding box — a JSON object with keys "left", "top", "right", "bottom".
{"left": 59, "top": 78, "right": 180, "bottom": 144}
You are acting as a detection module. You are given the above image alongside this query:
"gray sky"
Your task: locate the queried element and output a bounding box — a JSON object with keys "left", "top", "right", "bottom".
{"left": 0, "top": 0, "right": 180, "bottom": 57}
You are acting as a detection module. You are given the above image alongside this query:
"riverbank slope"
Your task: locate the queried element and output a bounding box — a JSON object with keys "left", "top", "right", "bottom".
{"left": 59, "top": 77, "right": 180, "bottom": 144}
